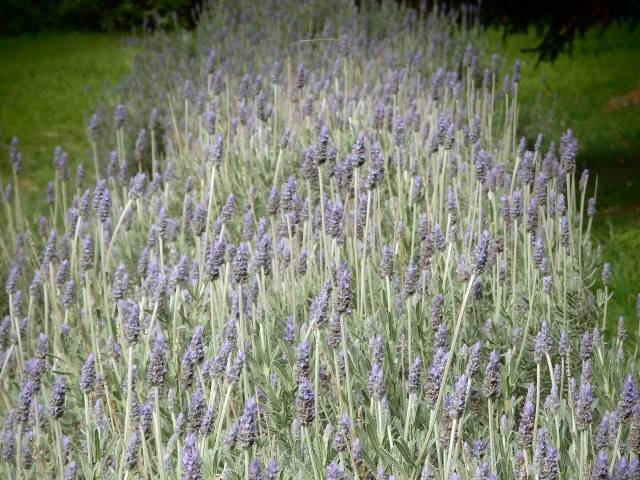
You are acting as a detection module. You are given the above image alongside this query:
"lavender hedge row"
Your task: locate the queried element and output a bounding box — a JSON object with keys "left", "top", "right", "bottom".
{"left": 1, "top": 1, "right": 639, "bottom": 479}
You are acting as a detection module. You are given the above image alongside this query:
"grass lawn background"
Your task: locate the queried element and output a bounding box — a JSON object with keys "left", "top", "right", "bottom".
{"left": 0, "top": 32, "right": 134, "bottom": 203}
{"left": 1, "top": 24, "right": 639, "bottom": 328}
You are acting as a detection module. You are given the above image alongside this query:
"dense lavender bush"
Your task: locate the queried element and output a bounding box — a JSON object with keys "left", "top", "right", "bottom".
{"left": 1, "top": 0, "right": 638, "bottom": 478}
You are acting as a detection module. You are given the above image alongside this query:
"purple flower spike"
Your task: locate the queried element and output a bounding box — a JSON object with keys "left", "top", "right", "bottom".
{"left": 576, "top": 382, "right": 594, "bottom": 431}
{"left": 368, "top": 362, "right": 385, "bottom": 400}
{"left": 560, "top": 129, "right": 578, "bottom": 174}
{"left": 181, "top": 433, "right": 202, "bottom": 480}
{"left": 238, "top": 396, "right": 259, "bottom": 448}
{"left": 472, "top": 231, "right": 490, "bottom": 274}
{"left": 49, "top": 376, "right": 66, "bottom": 419}
{"left": 327, "top": 461, "right": 345, "bottom": 480}
{"left": 619, "top": 375, "right": 638, "bottom": 421}
{"left": 80, "top": 353, "right": 95, "bottom": 393}
{"left": 295, "top": 377, "right": 315, "bottom": 426}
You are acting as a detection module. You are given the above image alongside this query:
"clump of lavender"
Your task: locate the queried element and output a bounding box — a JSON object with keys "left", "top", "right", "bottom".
{"left": 0, "top": 1, "right": 634, "bottom": 478}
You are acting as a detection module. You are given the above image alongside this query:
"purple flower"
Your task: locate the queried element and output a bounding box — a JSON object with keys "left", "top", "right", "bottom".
{"left": 188, "top": 388, "right": 206, "bottom": 433}
{"left": 5, "top": 264, "right": 18, "bottom": 294}
{"left": 407, "top": 356, "right": 422, "bottom": 394}
{"left": 482, "top": 350, "right": 501, "bottom": 399}
{"left": 114, "top": 104, "right": 127, "bottom": 129}
{"left": 517, "top": 385, "right": 535, "bottom": 448}
{"left": 112, "top": 264, "right": 129, "bottom": 300}
{"left": 266, "top": 458, "right": 278, "bottom": 480}
{"left": 393, "top": 114, "right": 405, "bottom": 147}
{"left": 249, "top": 457, "right": 263, "bottom": 480}
{"left": 205, "top": 239, "right": 225, "bottom": 281}
{"left": 238, "top": 396, "right": 259, "bottom": 448}
{"left": 595, "top": 412, "right": 613, "bottom": 450}
{"left": 410, "top": 176, "right": 424, "bottom": 204}
{"left": 56, "top": 260, "right": 69, "bottom": 286}
{"left": 475, "top": 462, "right": 493, "bottom": 480}
{"left": 80, "top": 235, "right": 93, "bottom": 272}
{"left": 332, "top": 412, "right": 351, "bottom": 452}
{"left": 425, "top": 348, "right": 447, "bottom": 408}
{"left": 129, "top": 173, "right": 146, "bottom": 200}
{"left": 226, "top": 350, "right": 245, "bottom": 385}
{"left": 380, "top": 245, "right": 394, "bottom": 278}
{"left": 233, "top": 243, "right": 249, "bottom": 284}
{"left": 602, "top": 262, "right": 612, "bottom": 287}
{"left": 2, "top": 429, "right": 14, "bottom": 462}
{"left": 124, "top": 432, "right": 140, "bottom": 470}
{"left": 581, "top": 331, "right": 592, "bottom": 361}
{"left": 404, "top": 260, "right": 419, "bottom": 296}
{"left": 614, "top": 457, "right": 629, "bottom": 480}
{"left": 327, "top": 461, "right": 344, "bottom": 480}
{"left": 49, "top": 376, "right": 66, "bottom": 419}
{"left": 80, "top": 353, "right": 95, "bottom": 393}
{"left": 181, "top": 433, "right": 202, "bottom": 480}
{"left": 283, "top": 317, "right": 296, "bottom": 344}
{"left": 17, "top": 379, "right": 36, "bottom": 424}
{"left": 431, "top": 293, "right": 444, "bottom": 331}
{"left": 295, "top": 376, "right": 315, "bottom": 426}
{"left": 134, "top": 129, "right": 146, "bottom": 161}
{"left": 310, "top": 286, "right": 330, "bottom": 327}
{"left": 335, "top": 262, "right": 352, "bottom": 314}
{"left": 368, "top": 362, "right": 385, "bottom": 400}
{"left": 560, "top": 129, "right": 578, "bottom": 174}
{"left": 368, "top": 143, "right": 385, "bottom": 190}
{"left": 295, "top": 341, "right": 311, "bottom": 380}
{"left": 64, "top": 461, "right": 77, "bottom": 480}
{"left": 123, "top": 300, "right": 140, "bottom": 346}
{"left": 630, "top": 407, "right": 640, "bottom": 456}
{"left": 534, "top": 321, "right": 552, "bottom": 363}
{"left": 465, "top": 341, "right": 482, "bottom": 378}
{"left": 618, "top": 375, "right": 638, "bottom": 421}
{"left": 148, "top": 335, "right": 168, "bottom": 387}
{"left": 447, "top": 374, "right": 468, "bottom": 419}
{"left": 189, "top": 325, "right": 205, "bottom": 363}
{"left": 576, "top": 382, "right": 594, "bottom": 431}
{"left": 591, "top": 450, "right": 609, "bottom": 479}
{"left": 472, "top": 231, "right": 490, "bottom": 274}
{"left": 587, "top": 197, "right": 597, "bottom": 217}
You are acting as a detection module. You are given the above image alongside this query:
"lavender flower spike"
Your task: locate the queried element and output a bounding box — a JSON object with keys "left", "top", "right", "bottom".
{"left": 238, "top": 396, "right": 259, "bottom": 448}
{"left": 80, "top": 353, "right": 95, "bottom": 393}
{"left": 576, "top": 382, "right": 594, "bottom": 431}
{"left": 49, "top": 376, "right": 66, "bottom": 419}
{"left": 472, "top": 231, "right": 490, "bottom": 274}
{"left": 327, "top": 461, "right": 345, "bottom": 480}
{"left": 296, "top": 377, "right": 315, "bottom": 426}
{"left": 181, "top": 433, "right": 202, "bottom": 480}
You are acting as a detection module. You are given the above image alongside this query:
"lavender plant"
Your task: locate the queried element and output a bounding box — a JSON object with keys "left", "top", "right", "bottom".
{"left": 0, "top": 0, "right": 638, "bottom": 479}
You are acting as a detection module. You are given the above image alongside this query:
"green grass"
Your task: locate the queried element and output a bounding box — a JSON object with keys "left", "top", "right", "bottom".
{"left": 485, "top": 23, "right": 640, "bottom": 325}
{"left": 0, "top": 32, "right": 134, "bottom": 209}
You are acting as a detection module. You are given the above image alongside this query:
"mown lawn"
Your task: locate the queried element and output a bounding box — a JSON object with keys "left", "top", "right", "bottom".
{"left": 1, "top": 25, "right": 639, "bottom": 327}
{"left": 0, "top": 32, "right": 134, "bottom": 208}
